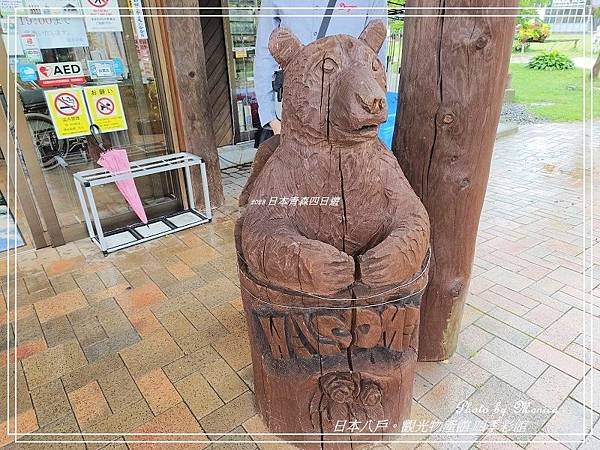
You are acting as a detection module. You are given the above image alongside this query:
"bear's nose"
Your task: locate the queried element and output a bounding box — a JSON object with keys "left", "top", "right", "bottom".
{"left": 356, "top": 93, "right": 385, "bottom": 114}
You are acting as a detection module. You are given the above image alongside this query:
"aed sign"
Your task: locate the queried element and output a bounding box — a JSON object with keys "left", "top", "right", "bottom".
{"left": 84, "top": 84, "right": 127, "bottom": 133}
{"left": 37, "top": 62, "right": 86, "bottom": 87}
{"left": 44, "top": 88, "right": 92, "bottom": 139}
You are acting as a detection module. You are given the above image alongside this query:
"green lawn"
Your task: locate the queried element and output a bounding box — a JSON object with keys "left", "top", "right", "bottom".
{"left": 509, "top": 63, "right": 600, "bottom": 122}
{"left": 512, "top": 33, "right": 592, "bottom": 59}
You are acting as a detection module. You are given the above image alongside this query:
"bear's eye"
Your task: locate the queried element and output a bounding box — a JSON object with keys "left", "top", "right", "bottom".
{"left": 322, "top": 58, "right": 337, "bottom": 74}
{"left": 372, "top": 60, "right": 380, "bottom": 72}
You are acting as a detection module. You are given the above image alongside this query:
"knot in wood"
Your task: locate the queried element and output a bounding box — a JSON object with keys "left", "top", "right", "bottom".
{"left": 474, "top": 35, "right": 489, "bottom": 50}
{"left": 442, "top": 113, "right": 455, "bottom": 125}
{"left": 459, "top": 177, "right": 471, "bottom": 190}
{"left": 449, "top": 280, "right": 463, "bottom": 298}
{"left": 188, "top": 71, "right": 196, "bottom": 78}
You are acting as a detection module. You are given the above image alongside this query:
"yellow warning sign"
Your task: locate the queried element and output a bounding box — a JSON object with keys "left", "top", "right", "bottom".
{"left": 84, "top": 84, "right": 127, "bottom": 133}
{"left": 44, "top": 88, "right": 91, "bottom": 139}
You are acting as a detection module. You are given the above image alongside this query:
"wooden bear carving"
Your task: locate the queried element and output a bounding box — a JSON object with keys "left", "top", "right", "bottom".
{"left": 240, "top": 20, "right": 430, "bottom": 296}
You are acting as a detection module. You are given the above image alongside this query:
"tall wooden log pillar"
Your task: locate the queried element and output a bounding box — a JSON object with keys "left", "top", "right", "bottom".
{"left": 392, "top": 1, "right": 517, "bottom": 361}
{"left": 155, "top": 0, "right": 225, "bottom": 208}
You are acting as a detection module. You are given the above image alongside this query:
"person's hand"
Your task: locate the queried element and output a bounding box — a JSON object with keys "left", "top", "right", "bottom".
{"left": 270, "top": 119, "right": 281, "bottom": 135}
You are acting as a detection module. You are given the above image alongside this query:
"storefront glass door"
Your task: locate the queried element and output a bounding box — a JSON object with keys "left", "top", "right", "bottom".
{"left": 1, "top": 0, "right": 181, "bottom": 243}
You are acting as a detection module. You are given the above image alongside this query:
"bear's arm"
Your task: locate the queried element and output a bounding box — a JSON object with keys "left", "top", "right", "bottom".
{"left": 241, "top": 211, "right": 355, "bottom": 296}
{"left": 358, "top": 144, "right": 431, "bottom": 288}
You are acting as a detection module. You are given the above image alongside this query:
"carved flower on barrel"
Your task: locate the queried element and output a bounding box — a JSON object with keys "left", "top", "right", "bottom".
{"left": 310, "top": 372, "right": 385, "bottom": 430}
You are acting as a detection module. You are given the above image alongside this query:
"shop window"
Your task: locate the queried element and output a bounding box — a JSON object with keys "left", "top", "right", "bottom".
{"left": 0, "top": 0, "right": 181, "bottom": 240}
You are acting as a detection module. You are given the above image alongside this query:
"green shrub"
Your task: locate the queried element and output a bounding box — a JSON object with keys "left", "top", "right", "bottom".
{"left": 527, "top": 51, "right": 575, "bottom": 70}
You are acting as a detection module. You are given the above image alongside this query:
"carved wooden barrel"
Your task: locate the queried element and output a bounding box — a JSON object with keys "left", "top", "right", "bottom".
{"left": 236, "top": 243, "right": 429, "bottom": 449}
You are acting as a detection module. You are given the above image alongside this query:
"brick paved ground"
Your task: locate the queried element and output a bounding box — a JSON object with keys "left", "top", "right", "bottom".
{"left": 0, "top": 122, "right": 598, "bottom": 449}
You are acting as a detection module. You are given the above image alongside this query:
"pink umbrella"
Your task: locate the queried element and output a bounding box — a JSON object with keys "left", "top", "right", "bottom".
{"left": 97, "top": 149, "right": 148, "bottom": 224}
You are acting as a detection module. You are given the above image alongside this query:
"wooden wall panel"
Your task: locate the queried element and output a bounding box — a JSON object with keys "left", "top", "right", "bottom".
{"left": 157, "top": 0, "right": 225, "bottom": 207}
{"left": 201, "top": 0, "right": 235, "bottom": 147}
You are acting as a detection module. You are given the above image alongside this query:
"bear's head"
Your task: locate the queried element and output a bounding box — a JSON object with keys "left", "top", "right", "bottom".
{"left": 269, "top": 20, "right": 387, "bottom": 144}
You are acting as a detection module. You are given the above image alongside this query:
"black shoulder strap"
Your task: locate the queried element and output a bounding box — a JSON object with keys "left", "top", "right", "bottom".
{"left": 317, "top": 0, "right": 338, "bottom": 39}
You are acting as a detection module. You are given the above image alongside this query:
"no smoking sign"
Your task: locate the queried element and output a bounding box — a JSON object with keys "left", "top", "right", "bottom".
{"left": 54, "top": 93, "right": 79, "bottom": 116}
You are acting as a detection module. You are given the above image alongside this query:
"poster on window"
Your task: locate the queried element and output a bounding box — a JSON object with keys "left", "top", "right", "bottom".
{"left": 1, "top": 2, "right": 24, "bottom": 56}
{"left": 82, "top": 0, "right": 122, "bottom": 33}
{"left": 11, "top": 0, "right": 90, "bottom": 49}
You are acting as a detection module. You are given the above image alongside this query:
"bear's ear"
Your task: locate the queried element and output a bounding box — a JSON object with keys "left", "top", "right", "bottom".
{"left": 269, "top": 27, "right": 303, "bottom": 68}
{"left": 359, "top": 20, "right": 386, "bottom": 54}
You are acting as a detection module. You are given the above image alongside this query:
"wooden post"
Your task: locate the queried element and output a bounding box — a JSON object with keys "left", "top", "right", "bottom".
{"left": 392, "top": 1, "right": 517, "bottom": 361}
{"left": 155, "top": 0, "right": 225, "bottom": 208}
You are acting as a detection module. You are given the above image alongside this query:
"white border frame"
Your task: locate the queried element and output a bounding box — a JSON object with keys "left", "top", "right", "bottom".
{"left": 2, "top": 3, "right": 595, "bottom": 447}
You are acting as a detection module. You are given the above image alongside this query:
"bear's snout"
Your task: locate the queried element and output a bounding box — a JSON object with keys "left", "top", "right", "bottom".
{"left": 356, "top": 92, "right": 385, "bottom": 115}
{"left": 329, "top": 66, "right": 387, "bottom": 138}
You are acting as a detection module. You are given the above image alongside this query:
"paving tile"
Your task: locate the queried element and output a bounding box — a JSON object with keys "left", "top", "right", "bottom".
{"left": 74, "top": 273, "right": 106, "bottom": 298}
{"left": 439, "top": 353, "right": 491, "bottom": 388}
{"left": 546, "top": 267, "right": 583, "bottom": 290}
{"left": 163, "top": 345, "right": 221, "bottom": 382}
{"left": 486, "top": 307, "right": 543, "bottom": 337}
{"left": 416, "top": 361, "right": 450, "bottom": 385}
{"left": 428, "top": 408, "right": 486, "bottom": 450}
{"left": 412, "top": 373, "right": 433, "bottom": 400}
{"left": 471, "top": 349, "right": 535, "bottom": 392}
{"left": 527, "top": 367, "right": 579, "bottom": 410}
{"left": 212, "top": 331, "right": 252, "bottom": 371}
{"left": 209, "top": 425, "right": 258, "bottom": 449}
{"left": 61, "top": 354, "right": 125, "bottom": 393}
{"left": 468, "top": 377, "right": 553, "bottom": 440}
{"left": 524, "top": 303, "right": 564, "bottom": 328}
{"left": 98, "top": 367, "right": 143, "bottom": 413}
{"left": 127, "top": 402, "right": 208, "bottom": 449}
{"left": 33, "top": 289, "right": 88, "bottom": 323}
{"left": 198, "top": 352, "right": 248, "bottom": 402}
{"left": 474, "top": 315, "right": 533, "bottom": 349}
{"left": 41, "top": 315, "right": 77, "bottom": 348}
{"left": 5, "top": 411, "right": 84, "bottom": 449}
{"left": 119, "top": 330, "right": 183, "bottom": 376}
{"left": 43, "top": 255, "right": 85, "bottom": 277}
{"left": 177, "top": 244, "right": 220, "bottom": 267}
{"left": 242, "top": 414, "right": 291, "bottom": 450}
{"left": 30, "top": 378, "right": 71, "bottom": 427}
{"left": 115, "top": 282, "right": 166, "bottom": 316}
{"left": 48, "top": 273, "right": 79, "bottom": 294}
{"left": 135, "top": 368, "right": 182, "bottom": 415}
{"left": 82, "top": 328, "right": 140, "bottom": 363}
{"left": 199, "top": 391, "right": 256, "bottom": 434}
{"left": 457, "top": 325, "right": 494, "bottom": 358}
{"left": 165, "top": 260, "right": 197, "bottom": 281}
{"left": 68, "top": 380, "right": 111, "bottom": 427}
{"left": 175, "top": 371, "right": 223, "bottom": 419}
{"left": 569, "top": 368, "right": 600, "bottom": 413}
{"left": 419, "top": 374, "right": 476, "bottom": 420}
{"left": 159, "top": 310, "right": 197, "bottom": 341}
{"left": 480, "top": 266, "right": 534, "bottom": 292}
{"left": 537, "top": 308, "right": 582, "bottom": 350}
{"left": 477, "top": 288, "right": 531, "bottom": 316}
{"left": 22, "top": 339, "right": 87, "bottom": 389}
{"left": 525, "top": 340, "right": 584, "bottom": 379}
{"left": 484, "top": 337, "right": 548, "bottom": 377}
{"left": 542, "top": 398, "right": 597, "bottom": 449}
{"left": 72, "top": 317, "right": 108, "bottom": 348}
{"left": 83, "top": 399, "right": 153, "bottom": 448}
{"left": 96, "top": 266, "right": 128, "bottom": 288}
{"left": 237, "top": 364, "right": 254, "bottom": 392}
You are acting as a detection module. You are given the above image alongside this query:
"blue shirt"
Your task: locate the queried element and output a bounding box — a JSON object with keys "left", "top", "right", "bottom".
{"left": 254, "top": 0, "right": 388, "bottom": 127}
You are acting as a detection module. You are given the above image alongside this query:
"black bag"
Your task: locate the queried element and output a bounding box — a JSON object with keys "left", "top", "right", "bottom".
{"left": 254, "top": 126, "right": 274, "bottom": 148}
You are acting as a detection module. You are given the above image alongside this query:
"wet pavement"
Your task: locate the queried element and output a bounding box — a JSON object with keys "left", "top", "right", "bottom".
{"left": 1, "top": 122, "right": 598, "bottom": 449}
